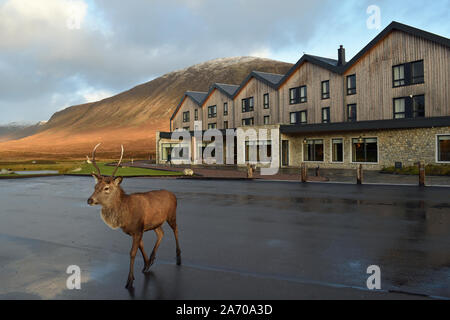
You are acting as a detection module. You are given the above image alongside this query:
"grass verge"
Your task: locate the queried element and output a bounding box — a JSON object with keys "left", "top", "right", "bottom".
{"left": 70, "top": 162, "right": 182, "bottom": 176}
{"left": 0, "top": 161, "right": 182, "bottom": 178}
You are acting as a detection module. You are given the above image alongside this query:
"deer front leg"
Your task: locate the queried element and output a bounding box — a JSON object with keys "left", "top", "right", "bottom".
{"left": 126, "top": 233, "right": 141, "bottom": 289}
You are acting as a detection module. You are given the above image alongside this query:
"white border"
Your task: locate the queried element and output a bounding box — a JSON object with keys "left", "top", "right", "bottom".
{"left": 436, "top": 133, "right": 450, "bottom": 163}
{"left": 349, "top": 136, "right": 379, "bottom": 164}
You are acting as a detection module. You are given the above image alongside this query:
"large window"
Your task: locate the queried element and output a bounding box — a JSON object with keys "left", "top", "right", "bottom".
{"left": 290, "top": 111, "right": 307, "bottom": 124}
{"left": 223, "top": 102, "right": 228, "bottom": 116}
{"left": 289, "top": 86, "right": 307, "bottom": 104}
{"left": 322, "top": 107, "right": 330, "bottom": 123}
{"left": 412, "top": 60, "right": 424, "bottom": 84}
{"left": 304, "top": 139, "right": 324, "bottom": 162}
{"left": 183, "top": 111, "right": 190, "bottom": 122}
{"left": 242, "top": 117, "right": 254, "bottom": 126}
{"left": 263, "top": 93, "right": 269, "bottom": 109}
{"left": 161, "top": 143, "right": 187, "bottom": 161}
{"left": 208, "top": 105, "right": 217, "bottom": 118}
{"left": 393, "top": 60, "right": 424, "bottom": 87}
{"left": 347, "top": 74, "right": 356, "bottom": 95}
{"left": 332, "top": 138, "right": 343, "bottom": 162}
{"left": 393, "top": 95, "right": 425, "bottom": 119}
{"left": 347, "top": 104, "right": 357, "bottom": 122}
{"left": 245, "top": 141, "right": 272, "bottom": 162}
{"left": 321, "top": 80, "right": 330, "bottom": 99}
{"left": 242, "top": 97, "right": 254, "bottom": 112}
{"left": 393, "top": 64, "right": 405, "bottom": 87}
{"left": 352, "top": 137, "right": 378, "bottom": 163}
{"left": 437, "top": 135, "right": 450, "bottom": 162}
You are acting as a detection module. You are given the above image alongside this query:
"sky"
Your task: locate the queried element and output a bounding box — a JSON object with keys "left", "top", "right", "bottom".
{"left": 0, "top": 0, "right": 448, "bottom": 125}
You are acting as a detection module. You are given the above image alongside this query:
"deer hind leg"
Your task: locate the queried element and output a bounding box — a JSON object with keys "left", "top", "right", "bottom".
{"left": 139, "top": 238, "right": 151, "bottom": 273}
{"left": 148, "top": 227, "right": 164, "bottom": 269}
{"left": 168, "top": 219, "right": 181, "bottom": 265}
{"left": 126, "top": 233, "right": 142, "bottom": 289}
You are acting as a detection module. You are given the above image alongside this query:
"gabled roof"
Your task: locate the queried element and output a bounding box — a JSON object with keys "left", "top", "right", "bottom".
{"left": 277, "top": 54, "right": 340, "bottom": 88}
{"left": 278, "top": 21, "right": 450, "bottom": 88}
{"left": 233, "top": 71, "right": 284, "bottom": 98}
{"left": 170, "top": 91, "right": 207, "bottom": 120}
{"left": 215, "top": 83, "right": 240, "bottom": 97}
{"left": 200, "top": 83, "right": 239, "bottom": 107}
{"left": 340, "top": 21, "right": 450, "bottom": 74}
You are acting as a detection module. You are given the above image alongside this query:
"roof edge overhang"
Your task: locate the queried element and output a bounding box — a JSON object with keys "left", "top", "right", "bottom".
{"left": 280, "top": 116, "right": 450, "bottom": 135}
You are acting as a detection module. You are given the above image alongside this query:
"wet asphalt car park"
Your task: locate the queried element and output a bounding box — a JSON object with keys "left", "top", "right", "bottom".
{"left": 0, "top": 176, "right": 449, "bottom": 299}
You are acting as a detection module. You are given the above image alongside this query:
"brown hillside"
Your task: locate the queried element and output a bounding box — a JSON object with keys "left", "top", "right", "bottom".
{"left": 0, "top": 57, "right": 292, "bottom": 160}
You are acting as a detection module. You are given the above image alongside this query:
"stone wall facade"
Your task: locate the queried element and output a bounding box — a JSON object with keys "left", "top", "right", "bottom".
{"left": 281, "top": 126, "right": 450, "bottom": 170}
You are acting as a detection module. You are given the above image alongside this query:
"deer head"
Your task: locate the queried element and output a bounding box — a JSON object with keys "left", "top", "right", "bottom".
{"left": 87, "top": 143, "right": 124, "bottom": 207}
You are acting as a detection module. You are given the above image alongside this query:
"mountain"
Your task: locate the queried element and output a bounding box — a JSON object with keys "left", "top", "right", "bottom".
{"left": 0, "top": 122, "right": 45, "bottom": 142}
{"left": 0, "top": 57, "right": 293, "bottom": 160}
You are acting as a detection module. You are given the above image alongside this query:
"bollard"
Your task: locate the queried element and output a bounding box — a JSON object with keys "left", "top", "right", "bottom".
{"left": 356, "top": 164, "right": 363, "bottom": 185}
{"left": 247, "top": 163, "right": 253, "bottom": 179}
{"left": 301, "top": 163, "right": 307, "bottom": 183}
{"left": 418, "top": 161, "right": 425, "bottom": 187}
{"left": 315, "top": 166, "right": 320, "bottom": 177}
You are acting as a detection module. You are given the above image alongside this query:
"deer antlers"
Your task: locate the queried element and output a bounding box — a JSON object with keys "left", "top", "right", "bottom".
{"left": 91, "top": 143, "right": 102, "bottom": 176}
{"left": 111, "top": 145, "right": 124, "bottom": 177}
{"left": 91, "top": 143, "right": 124, "bottom": 177}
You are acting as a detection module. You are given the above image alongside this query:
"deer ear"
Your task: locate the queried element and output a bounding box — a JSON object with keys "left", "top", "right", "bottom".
{"left": 113, "top": 176, "right": 123, "bottom": 186}
{"left": 91, "top": 173, "right": 100, "bottom": 183}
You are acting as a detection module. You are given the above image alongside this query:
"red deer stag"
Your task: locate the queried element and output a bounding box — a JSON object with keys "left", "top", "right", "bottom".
{"left": 87, "top": 144, "right": 181, "bottom": 288}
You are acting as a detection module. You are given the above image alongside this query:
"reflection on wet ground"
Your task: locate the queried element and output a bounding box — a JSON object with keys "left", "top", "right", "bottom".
{"left": 0, "top": 176, "right": 449, "bottom": 299}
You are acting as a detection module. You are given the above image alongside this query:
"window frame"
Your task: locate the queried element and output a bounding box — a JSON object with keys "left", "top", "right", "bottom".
{"left": 392, "top": 60, "right": 424, "bottom": 87}
{"left": 303, "top": 139, "right": 324, "bottom": 162}
{"left": 182, "top": 111, "right": 190, "bottom": 122}
{"left": 242, "top": 97, "right": 254, "bottom": 113}
{"left": 223, "top": 120, "right": 228, "bottom": 129}
{"left": 263, "top": 115, "right": 270, "bottom": 125}
{"left": 436, "top": 134, "right": 450, "bottom": 163}
{"left": 194, "top": 109, "right": 198, "bottom": 121}
{"left": 242, "top": 117, "right": 254, "bottom": 126}
{"left": 347, "top": 104, "right": 357, "bottom": 122}
{"left": 207, "top": 122, "right": 217, "bottom": 129}
{"left": 290, "top": 110, "right": 307, "bottom": 125}
{"left": 393, "top": 95, "right": 425, "bottom": 119}
{"left": 207, "top": 105, "right": 217, "bottom": 118}
{"left": 321, "top": 80, "right": 330, "bottom": 99}
{"left": 321, "top": 107, "right": 330, "bottom": 123}
{"left": 330, "top": 138, "right": 344, "bottom": 163}
{"left": 289, "top": 85, "right": 307, "bottom": 104}
{"left": 392, "top": 64, "right": 406, "bottom": 87}
{"left": 223, "top": 102, "right": 228, "bottom": 116}
{"left": 263, "top": 93, "right": 269, "bottom": 109}
{"left": 346, "top": 74, "right": 356, "bottom": 95}
{"left": 350, "top": 137, "right": 379, "bottom": 164}
{"left": 411, "top": 60, "right": 425, "bottom": 85}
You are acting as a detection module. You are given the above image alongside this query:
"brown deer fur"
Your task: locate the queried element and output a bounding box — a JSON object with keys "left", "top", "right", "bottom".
{"left": 87, "top": 144, "right": 181, "bottom": 289}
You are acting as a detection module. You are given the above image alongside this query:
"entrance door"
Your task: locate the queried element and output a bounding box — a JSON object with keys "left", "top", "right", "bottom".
{"left": 282, "top": 140, "right": 289, "bottom": 167}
